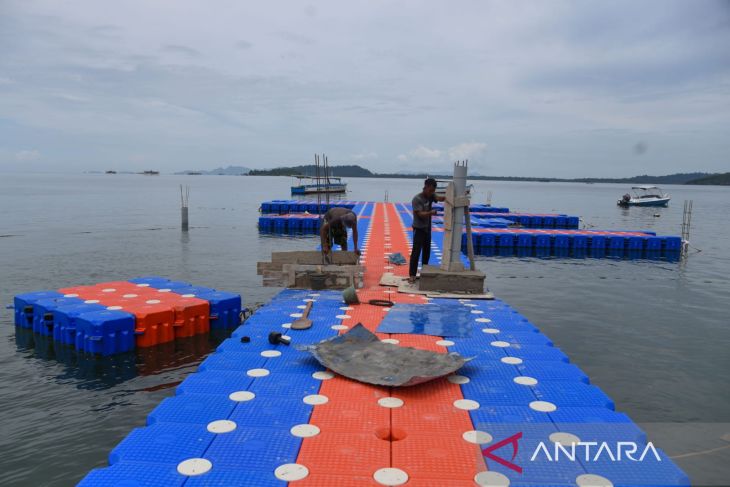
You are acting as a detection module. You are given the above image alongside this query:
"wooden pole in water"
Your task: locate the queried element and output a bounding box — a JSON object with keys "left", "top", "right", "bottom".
{"left": 181, "top": 184, "right": 189, "bottom": 231}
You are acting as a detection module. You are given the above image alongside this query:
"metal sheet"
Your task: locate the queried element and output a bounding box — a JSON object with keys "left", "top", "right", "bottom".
{"left": 297, "top": 324, "right": 472, "bottom": 387}
{"left": 375, "top": 303, "right": 473, "bottom": 337}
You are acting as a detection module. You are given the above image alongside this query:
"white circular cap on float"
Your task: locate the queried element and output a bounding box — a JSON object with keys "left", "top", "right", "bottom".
{"left": 381, "top": 338, "right": 399, "bottom": 344}
{"left": 576, "top": 474, "right": 613, "bottom": 487}
{"left": 229, "top": 391, "right": 255, "bottom": 402}
{"left": 207, "top": 419, "right": 236, "bottom": 434}
{"left": 146, "top": 299, "right": 161, "bottom": 305}
{"left": 448, "top": 375, "right": 470, "bottom": 384}
{"left": 373, "top": 467, "right": 409, "bottom": 486}
{"left": 474, "top": 471, "right": 510, "bottom": 486}
{"left": 382, "top": 308, "right": 390, "bottom": 312}
{"left": 408, "top": 294, "right": 415, "bottom": 297}
{"left": 475, "top": 318, "right": 492, "bottom": 323}
{"left": 312, "top": 371, "right": 334, "bottom": 380}
{"left": 177, "top": 458, "right": 212, "bottom": 476}
{"left": 290, "top": 424, "right": 320, "bottom": 438}
{"left": 282, "top": 322, "right": 292, "bottom": 329}
{"left": 290, "top": 313, "right": 303, "bottom": 318}
{"left": 490, "top": 341, "right": 511, "bottom": 348}
{"left": 136, "top": 283, "right": 150, "bottom": 287}
{"left": 303, "top": 298, "right": 316, "bottom": 302}
{"left": 462, "top": 430, "right": 493, "bottom": 444}
{"left": 106, "top": 306, "right": 123, "bottom": 311}
{"left": 378, "top": 397, "right": 404, "bottom": 408}
{"left": 261, "top": 350, "right": 281, "bottom": 358}
{"left": 463, "top": 303, "right": 477, "bottom": 307}
{"left": 453, "top": 399, "right": 480, "bottom": 410}
{"left": 335, "top": 314, "right": 351, "bottom": 319}
{"left": 309, "top": 293, "right": 320, "bottom": 297}
{"left": 123, "top": 294, "right": 138, "bottom": 298}
{"left": 246, "top": 368, "right": 270, "bottom": 377}
{"left": 529, "top": 400, "right": 557, "bottom": 412}
{"left": 436, "top": 340, "right": 454, "bottom": 347}
{"left": 84, "top": 299, "right": 99, "bottom": 304}
{"left": 158, "top": 288, "right": 172, "bottom": 293}
{"left": 514, "top": 376, "right": 538, "bottom": 386}
{"left": 482, "top": 328, "right": 500, "bottom": 334}
{"left": 101, "top": 288, "right": 116, "bottom": 293}
{"left": 275, "top": 463, "right": 309, "bottom": 482}
{"left": 182, "top": 294, "right": 195, "bottom": 298}
{"left": 303, "top": 394, "right": 329, "bottom": 405}
{"left": 471, "top": 310, "right": 484, "bottom": 314}
{"left": 550, "top": 432, "right": 581, "bottom": 445}
{"left": 297, "top": 304, "right": 307, "bottom": 309}
{"left": 64, "top": 293, "right": 78, "bottom": 298}
{"left": 501, "top": 357, "right": 523, "bottom": 365}
{"left": 340, "top": 306, "right": 354, "bottom": 310}
{"left": 331, "top": 325, "right": 349, "bottom": 331}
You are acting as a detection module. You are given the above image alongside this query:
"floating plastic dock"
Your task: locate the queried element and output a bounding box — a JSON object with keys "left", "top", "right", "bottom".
{"left": 14, "top": 279, "right": 242, "bottom": 355}
{"left": 260, "top": 200, "right": 362, "bottom": 214}
{"left": 79, "top": 202, "right": 688, "bottom": 486}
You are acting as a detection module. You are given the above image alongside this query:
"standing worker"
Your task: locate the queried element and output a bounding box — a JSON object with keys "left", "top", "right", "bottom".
{"left": 320, "top": 207, "right": 360, "bottom": 256}
{"left": 409, "top": 178, "right": 445, "bottom": 283}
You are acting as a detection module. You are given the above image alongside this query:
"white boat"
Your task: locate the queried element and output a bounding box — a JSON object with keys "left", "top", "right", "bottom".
{"left": 617, "top": 186, "right": 671, "bottom": 207}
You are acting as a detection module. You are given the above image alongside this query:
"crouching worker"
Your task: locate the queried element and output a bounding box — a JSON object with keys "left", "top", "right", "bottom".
{"left": 320, "top": 207, "right": 360, "bottom": 256}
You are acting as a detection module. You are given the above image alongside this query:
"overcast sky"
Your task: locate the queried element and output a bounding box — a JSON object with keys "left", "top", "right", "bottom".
{"left": 1, "top": 0, "right": 728, "bottom": 177}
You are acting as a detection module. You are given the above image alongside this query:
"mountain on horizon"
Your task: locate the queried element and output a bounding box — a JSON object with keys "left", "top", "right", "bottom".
{"left": 176, "top": 165, "right": 251, "bottom": 175}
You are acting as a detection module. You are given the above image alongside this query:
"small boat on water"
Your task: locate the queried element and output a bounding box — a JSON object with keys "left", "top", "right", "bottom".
{"left": 617, "top": 186, "right": 671, "bottom": 207}
{"left": 291, "top": 175, "right": 347, "bottom": 195}
{"left": 142, "top": 170, "right": 160, "bottom": 176}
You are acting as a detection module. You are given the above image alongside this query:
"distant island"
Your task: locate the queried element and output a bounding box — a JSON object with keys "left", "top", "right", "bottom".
{"left": 684, "top": 172, "right": 730, "bottom": 185}
{"left": 176, "top": 165, "right": 251, "bottom": 176}
{"left": 245, "top": 165, "right": 729, "bottom": 185}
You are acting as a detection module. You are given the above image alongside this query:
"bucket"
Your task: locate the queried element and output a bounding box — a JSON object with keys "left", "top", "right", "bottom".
{"left": 342, "top": 285, "right": 359, "bottom": 304}
{"left": 310, "top": 273, "right": 328, "bottom": 291}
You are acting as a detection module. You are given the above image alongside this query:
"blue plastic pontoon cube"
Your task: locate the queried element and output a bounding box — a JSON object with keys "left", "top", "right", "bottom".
{"left": 75, "top": 309, "right": 136, "bottom": 355}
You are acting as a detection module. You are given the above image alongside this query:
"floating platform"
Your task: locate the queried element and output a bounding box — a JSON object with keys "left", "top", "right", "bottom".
{"left": 260, "top": 200, "right": 362, "bottom": 214}
{"left": 78, "top": 203, "right": 688, "bottom": 486}
{"left": 14, "top": 278, "right": 242, "bottom": 355}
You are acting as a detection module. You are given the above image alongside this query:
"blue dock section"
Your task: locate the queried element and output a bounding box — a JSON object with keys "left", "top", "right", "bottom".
{"left": 77, "top": 202, "right": 689, "bottom": 486}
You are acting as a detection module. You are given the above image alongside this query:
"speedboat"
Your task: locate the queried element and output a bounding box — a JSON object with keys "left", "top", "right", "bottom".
{"left": 617, "top": 186, "right": 670, "bottom": 207}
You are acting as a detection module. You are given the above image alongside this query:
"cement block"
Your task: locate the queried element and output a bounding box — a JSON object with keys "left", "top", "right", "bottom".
{"left": 418, "top": 265, "right": 485, "bottom": 293}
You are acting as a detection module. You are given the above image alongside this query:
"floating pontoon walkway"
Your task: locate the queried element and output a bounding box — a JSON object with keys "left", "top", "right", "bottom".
{"left": 80, "top": 202, "right": 689, "bottom": 486}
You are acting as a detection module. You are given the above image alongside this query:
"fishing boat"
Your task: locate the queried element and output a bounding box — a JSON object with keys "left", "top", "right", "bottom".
{"left": 290, "top": 175, "right": 347, "bottom": 195}
{"left": 617, "top": 186, "right": 671, "bottom": 207}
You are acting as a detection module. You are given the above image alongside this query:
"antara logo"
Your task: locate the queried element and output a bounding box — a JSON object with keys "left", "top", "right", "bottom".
{"left": 482, "top": 433, "right": 662, "bottom": 474}
{"left": 531, "top": 441, "right": 662, "bottom": 463}
{"left": 482, "top": 432, "right": 523, "bottom": 473}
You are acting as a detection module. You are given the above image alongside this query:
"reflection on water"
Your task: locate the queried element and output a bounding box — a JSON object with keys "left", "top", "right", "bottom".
{"left": 14, "top": 327, "right": 231, "bottom": 390}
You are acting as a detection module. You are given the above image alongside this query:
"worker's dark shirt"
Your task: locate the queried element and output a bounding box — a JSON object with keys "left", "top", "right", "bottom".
{"left": 323, "top": 207, "right": 356, "bottom": 227}
{"left": 412, "top": 193, "right": 436, "bottom": 230}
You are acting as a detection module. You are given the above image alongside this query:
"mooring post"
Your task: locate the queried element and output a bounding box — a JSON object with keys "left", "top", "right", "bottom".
{"left": 180, "top": 185, "right": 189, "bottom": 232}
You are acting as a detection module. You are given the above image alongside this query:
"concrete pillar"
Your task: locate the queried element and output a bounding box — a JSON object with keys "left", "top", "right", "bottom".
{"left": 443, "top": 161, "right": 467, "bottom": 271}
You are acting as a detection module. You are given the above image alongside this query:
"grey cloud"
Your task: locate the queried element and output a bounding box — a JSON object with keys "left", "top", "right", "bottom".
{"left": 0, "top": 0, "right": 728, "bottom": 176}
{"left": 162, "top": 44, "right": 201, "bottom": 57}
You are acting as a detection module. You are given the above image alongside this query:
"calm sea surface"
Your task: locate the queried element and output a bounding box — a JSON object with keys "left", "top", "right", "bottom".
{"left": 1, "top": 174, "right": 728, "bottom": 485}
